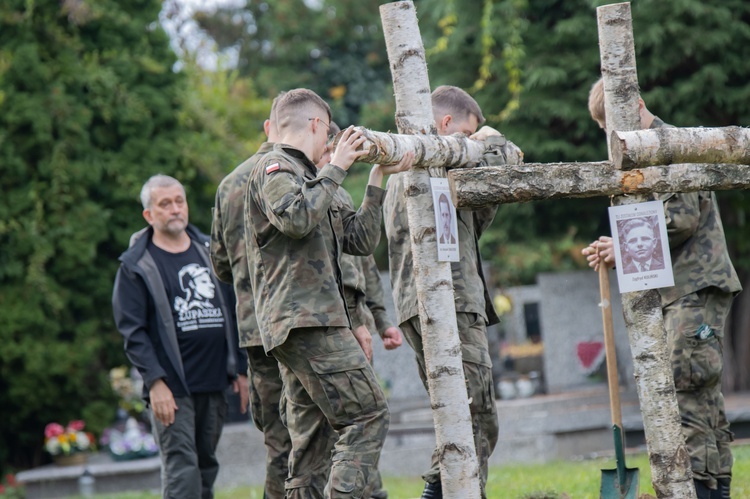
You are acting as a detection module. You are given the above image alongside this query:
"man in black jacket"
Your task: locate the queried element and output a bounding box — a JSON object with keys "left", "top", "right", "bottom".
{"left": 113, "top": 174, "right": 248, "bottom": 499}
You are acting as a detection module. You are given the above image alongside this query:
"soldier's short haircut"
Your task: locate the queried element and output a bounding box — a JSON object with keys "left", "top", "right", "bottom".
{"left": 432, "top": 85, "right": 485, "bottom": 126}
{"left": 140, "top": 174, "right": 185, "bottom": 210}
{"left": 275, "top": 88, "right": 332, "bottom": 133}
{"left": 269, "top": 91, "right": 286, "bottom": 124}
{"left": 588, "top": 78, "right": 606, "bottom": 127}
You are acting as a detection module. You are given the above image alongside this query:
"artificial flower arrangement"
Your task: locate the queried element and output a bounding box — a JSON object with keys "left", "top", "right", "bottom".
{"left": 109, "top": 366, "right": 145, "bottom": 417}
{"left": 44, "top": 420, "right": 95, "bottom": 456}
{"left": 100, "top": 417, "right": 158, "bottom": 461}
{"left": 0, "top": 473, "right": 24, "bottom": 499}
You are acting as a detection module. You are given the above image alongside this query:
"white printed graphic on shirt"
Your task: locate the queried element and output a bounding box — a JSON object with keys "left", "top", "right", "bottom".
{"left": 173, "top": 263, "right": 224, "bottom": 332}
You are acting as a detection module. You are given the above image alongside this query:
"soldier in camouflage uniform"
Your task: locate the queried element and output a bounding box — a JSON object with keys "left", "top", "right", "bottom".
{"left": 383, "top": 85, "right": 523, "bottom": 499}
{"left": 245, "top": 88, "right": 408, "bottom": 499}
{"left": 318, "top": 130, "right": 408, "bottom": 498}
{"left": 584, "top": 78, "right": 742, "bottom": 499}
{"left": 210, "top": 94, "right": 300, "bottom": 499}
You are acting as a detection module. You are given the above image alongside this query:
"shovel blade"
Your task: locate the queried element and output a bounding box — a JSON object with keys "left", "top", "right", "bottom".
{"left": 600, "top": 467, "right": 639, "bottom": 499}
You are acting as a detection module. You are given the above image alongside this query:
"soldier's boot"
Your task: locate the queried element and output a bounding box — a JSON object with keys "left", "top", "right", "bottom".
{"left": 717, "top": 478, "right": 731, "bottom": 499}
{"left": 694, "top": 479, "right": 714, "bottom": 499}
{"left": 420, "top": 481, "right": 442, "bottom": 499}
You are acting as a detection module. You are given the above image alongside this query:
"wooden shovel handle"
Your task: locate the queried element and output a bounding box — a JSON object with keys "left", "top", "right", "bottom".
{"left": 599, "top": 253, "right": 623, "bottom": 428}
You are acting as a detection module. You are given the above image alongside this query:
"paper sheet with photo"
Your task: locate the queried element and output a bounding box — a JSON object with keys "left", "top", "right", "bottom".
{"left": 608, "top": 200, "right": 674, "bottom": 293}
{"left": 430, "top": 178, "right": 459, "bottom": 262}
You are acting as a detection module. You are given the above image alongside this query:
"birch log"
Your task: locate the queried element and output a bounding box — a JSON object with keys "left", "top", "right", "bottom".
{"left": 380, "top": 2, "right": 481, "bottom": 497}
{"left": 449, "top": 161, "right": 750, "bottom": 208}
{"left": 599, "top": 3, "right": 694, "bottom": 498}
{"left": 334, "top": 127, "right": 487, "bottom": 168}
{"left": 612, "top": 126, "right": 750, "bottom": 169}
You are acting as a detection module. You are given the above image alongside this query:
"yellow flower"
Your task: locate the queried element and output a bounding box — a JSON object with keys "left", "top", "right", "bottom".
{"left": 493, "top": 294, "right": 513, "bottom": 316}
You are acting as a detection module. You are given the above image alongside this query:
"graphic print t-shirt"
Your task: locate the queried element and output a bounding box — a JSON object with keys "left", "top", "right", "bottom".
{"left": 149, "top": 241, "right": 228, "bottom": 394}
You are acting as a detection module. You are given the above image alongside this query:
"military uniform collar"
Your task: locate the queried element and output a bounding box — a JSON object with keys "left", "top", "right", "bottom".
{"left": 650, "top": 116, "right": 666, "bottom": 129}
{"left": 257, "top": 142, "right": 274, "bottom": 153}
{"left": 272, "top": 142, "right": 318, "bottom": 176}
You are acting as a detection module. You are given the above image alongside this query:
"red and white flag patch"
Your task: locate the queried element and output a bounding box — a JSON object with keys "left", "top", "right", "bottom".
{"left": 266, "top": 163, "right": 280, "bottom": 174}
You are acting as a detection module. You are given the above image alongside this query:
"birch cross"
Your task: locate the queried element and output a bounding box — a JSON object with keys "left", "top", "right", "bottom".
{"left": 378, "top": 2, "right": 486, "bottom": 497}
{"left": 352, "top": 1, "right": 750, "bottom": 497}
{"left": 447, "top": 2, "right": 750, "bottom": 498}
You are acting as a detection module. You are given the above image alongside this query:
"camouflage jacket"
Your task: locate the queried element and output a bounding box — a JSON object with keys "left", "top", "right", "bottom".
{"left": 383, "top": 134, "right": 522, "bottom": 326}
{"left": 245, "top": 143, "right": 385, "bottom": 352}
{"left": 210, "top": 142, "right": 274, "bottom": 348}
{"left": 337, "top": 188, "right": 392, "bottom": 336}
{"left": 650, "top": 118, "right": 742, "bottom": 305}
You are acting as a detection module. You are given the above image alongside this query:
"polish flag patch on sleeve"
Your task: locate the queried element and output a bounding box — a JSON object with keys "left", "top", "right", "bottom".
{"left": 266, "top": 163, "right": 280, "bottom": 174}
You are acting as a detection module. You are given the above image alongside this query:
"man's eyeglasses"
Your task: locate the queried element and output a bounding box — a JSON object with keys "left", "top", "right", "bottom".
{"left": 309, "top": 117, "right": 336, "bottom": 141}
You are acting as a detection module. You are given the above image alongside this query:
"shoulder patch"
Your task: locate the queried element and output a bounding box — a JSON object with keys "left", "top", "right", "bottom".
{"left": 266, "top": 163, "right": 280, "bottom": 175}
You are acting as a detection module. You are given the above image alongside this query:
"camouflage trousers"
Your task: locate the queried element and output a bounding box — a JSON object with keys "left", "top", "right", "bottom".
{"left": 663, "top": 288, "right": 735, "bottom": 490}
{"left": 246, "top": 346, "right": 292, "bottom": 499}
{"left": 400, "top": 312, "right": 499, "bottom": 498}
{"left": 271, "top": 326, "right": 390, "bottom": 499}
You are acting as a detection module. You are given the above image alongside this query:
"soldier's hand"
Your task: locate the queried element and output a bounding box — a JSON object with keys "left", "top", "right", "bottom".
{"left": 470, "top": 126, "right": 501, "bottom": 141}
{"left": 582, "top": 236, "right": 615, "bottom": 271}
{"left": 381, "top": 326, "right": 403, "bottom": 350}
{"left": 368, "top": 151, "right": 415, "bottom": 188}
{"left": 352, "top": 325, "right": 373, "bottom": 363}
{"left": 379, "top": 151, "right": 415, "bottom": 176}
{"left": 149, "top": 379, "right": 178, "bottom": 427}
{"left": 233, "top": 374, "right": 249, "bottom": 414}
{"left": 330, "top": 126, "right": 367, "bottom": 171}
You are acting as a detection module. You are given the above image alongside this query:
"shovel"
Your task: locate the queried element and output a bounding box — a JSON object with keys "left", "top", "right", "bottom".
{"left": 597, "top": 254, "right": 639, "bottom": 499}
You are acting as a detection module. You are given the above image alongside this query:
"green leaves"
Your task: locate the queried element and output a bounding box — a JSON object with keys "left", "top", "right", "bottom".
{"left": 0, "top": 0, "right": 186, "bottom": 473}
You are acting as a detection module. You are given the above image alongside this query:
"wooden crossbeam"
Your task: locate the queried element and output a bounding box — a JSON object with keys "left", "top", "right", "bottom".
{"left": 612, "top": 126, "right": 750, "bottom": 169}
{"left": 449, "top": 161, "right": 750, "bottom": 208}
{"left": 339, "top": 127, "right": 488, "bottom": 168}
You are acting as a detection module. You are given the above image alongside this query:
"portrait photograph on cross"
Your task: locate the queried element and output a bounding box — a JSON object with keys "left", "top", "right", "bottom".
{"left": 608, "top": 200, "right": 674, "bottom": 292}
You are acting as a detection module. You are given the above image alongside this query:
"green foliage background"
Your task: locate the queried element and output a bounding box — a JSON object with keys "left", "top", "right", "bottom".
{"left": 2, "top": 0, "right": 750, "bottom": 475}
{"left": 0, "top": 0, "right": 266, "bottom": 473}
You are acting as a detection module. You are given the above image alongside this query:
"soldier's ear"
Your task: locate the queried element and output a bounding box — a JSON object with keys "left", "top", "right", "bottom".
{"left": 439, "top": 115, "right": 452, "bottom": 133}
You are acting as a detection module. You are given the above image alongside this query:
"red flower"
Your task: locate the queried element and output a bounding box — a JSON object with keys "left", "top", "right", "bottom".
{"left": 67, "top": 420, "right": 85, "bottom": 432}
{"left": 5, "top": 473, "right": 16, "bottom": 486}
{"left": 44, "top": 423, "right": 65, "bottom": 439}
{"left": 0, "top": 483, "right": 5, "bottom": 493}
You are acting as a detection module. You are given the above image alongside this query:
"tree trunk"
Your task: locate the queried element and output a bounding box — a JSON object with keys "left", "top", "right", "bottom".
{"left": 380, "top": 2, "right": 481, "bottom": 498}
{"left": 448, "top": 161, "right": 750, "bottom": 208}
{"left": 599, "top": 3, "right": 695, "bottom": 498}
{"left": 337, "top": 127, "right": 487, "bottom": 169}
{"left": 613, "top": 126, "right": 750, "bottom": 169}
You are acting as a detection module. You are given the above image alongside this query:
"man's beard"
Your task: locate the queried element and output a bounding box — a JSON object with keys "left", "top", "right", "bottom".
{"left": 163, "top": 217, "right": 187, "bottom": 236}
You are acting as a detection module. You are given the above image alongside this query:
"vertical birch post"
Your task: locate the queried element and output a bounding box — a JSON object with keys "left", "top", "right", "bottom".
{"left": 598, "top": 3, "right": 695, "bottom": 498}
{"left": 380, "top": 2, "right": 481, "bottom": 497}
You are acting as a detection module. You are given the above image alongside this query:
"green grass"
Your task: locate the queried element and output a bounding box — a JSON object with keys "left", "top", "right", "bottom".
{"left": 83, "top": 444, "right": 750, "bottom": 499}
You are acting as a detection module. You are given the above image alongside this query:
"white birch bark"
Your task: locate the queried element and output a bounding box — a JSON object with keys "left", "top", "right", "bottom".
{"left": 449, "top": 161, "right": 750, "bottom": 208}
{"left": 334, "top": 127, "right": 487, "bottom": 169}
{"left": 598, "top": 3, "right": 695, "bottom": 498}
{"left": 613, "top": 126, "right": 750, "bottom": 169}
{"left": 380, "top": 2, "right": 481, "bottom": 497}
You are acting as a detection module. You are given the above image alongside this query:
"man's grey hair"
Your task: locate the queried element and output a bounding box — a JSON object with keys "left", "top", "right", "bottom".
{"left": 140, "top": 174, "right": 184, "bottom": 210}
